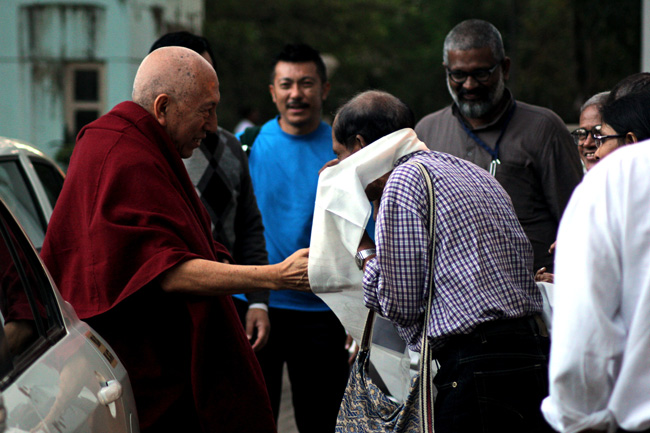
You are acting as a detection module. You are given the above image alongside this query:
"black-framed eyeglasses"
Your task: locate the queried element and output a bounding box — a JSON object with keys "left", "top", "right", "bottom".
{"left": 570, "top": 125, "right": 601, "bottom": 146}
{"left": 446, "top": 64, "right": 499, "bottom": 84}
{"left": 593, "top": 133, "right": 626, "bottom": 148}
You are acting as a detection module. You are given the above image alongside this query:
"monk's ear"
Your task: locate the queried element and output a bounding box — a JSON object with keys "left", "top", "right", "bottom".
{"left": 153, "top": 94, "right": 171, "bottom": 126}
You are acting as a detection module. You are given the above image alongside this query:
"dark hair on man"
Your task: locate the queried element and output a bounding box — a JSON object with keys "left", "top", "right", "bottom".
{"left": 270, "top": 43, "right": 327, "bottom": 84}
{"left": 149, "top": 31, "right": 216, "bottom": 72}
{"left": 333, "top": 90, "right": 415, "bottom": 149}
{"left": 443, "top": 19, "right": 505, "bottom": 65}
{"left": 606, "top": 72, "right": 650, "bottom": 104}
{"left": 601, "top": 90, "right": 650, "bottom": 143}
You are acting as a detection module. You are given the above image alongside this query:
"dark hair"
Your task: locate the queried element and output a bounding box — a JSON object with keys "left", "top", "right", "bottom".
{"left": 333, "top": 90, "right": 415, "bottom": 149}
{"left": 443, "top": 19, "right": 505, "bottom": 65}
{"left": 601, "top": 90, "right": 650, "bottom": 142}
{"left": 270, "top": 43, "right": 327, "bottom": 84}
{"left": 607, "top": 72, "right": 650, "bottom": 104}
{"left": 149, "top": 31, "right": 216, "bottom": 72}
{"left": 238, "top": 106, "right": 254, "bottom": 118}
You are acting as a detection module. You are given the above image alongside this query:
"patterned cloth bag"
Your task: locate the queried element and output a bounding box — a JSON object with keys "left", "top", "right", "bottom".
{"left": 336, "top": 162, "right": 436, "bottom": 433}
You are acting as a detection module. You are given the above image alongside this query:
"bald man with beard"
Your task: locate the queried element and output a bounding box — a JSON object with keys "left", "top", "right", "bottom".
{"left": 40, "top": 47, "right": 309, "bottom": 432}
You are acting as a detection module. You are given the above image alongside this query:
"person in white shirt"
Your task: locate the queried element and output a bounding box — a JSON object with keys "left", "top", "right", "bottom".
{"left": 234, "top": 106, "right": 260, "bottom": 134}
{"left": 541, "top": 140, "right": 650, "bottom": 433}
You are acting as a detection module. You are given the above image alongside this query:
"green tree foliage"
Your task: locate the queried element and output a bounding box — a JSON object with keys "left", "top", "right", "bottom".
{"left": 204, "top": 0, "right": 640, "bottom": 130}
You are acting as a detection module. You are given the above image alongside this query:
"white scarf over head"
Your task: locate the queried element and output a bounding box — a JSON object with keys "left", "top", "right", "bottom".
{"left": 309, "top": 128, "right": 428, "bottom": 342}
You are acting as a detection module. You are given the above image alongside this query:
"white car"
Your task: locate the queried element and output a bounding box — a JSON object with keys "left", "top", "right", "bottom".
{"left": 0, "top": 137, "right": 139, "bottom": 432}
{"left": 0, "top": 137, "right": 64, "bottom": 250}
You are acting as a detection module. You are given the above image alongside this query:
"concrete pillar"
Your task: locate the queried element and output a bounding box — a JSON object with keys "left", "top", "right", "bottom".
{"left": 641, "top": 0, "right": 650, "bottom": 72}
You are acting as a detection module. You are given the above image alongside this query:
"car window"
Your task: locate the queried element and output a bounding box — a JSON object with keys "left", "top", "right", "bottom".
{"left": 31, "top": 158, "right": 64, "bottom": 209}
{"left": 0, "top": 203, "right": 65, "bottom": 389}
{"left": 0, "top": 160, "right": 47, "bottom": 248}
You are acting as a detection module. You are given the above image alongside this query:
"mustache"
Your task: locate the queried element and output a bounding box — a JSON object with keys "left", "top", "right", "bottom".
{"left": 287, "top": 100, "right": 309, "bottom": 109}
{"left": 456, "top": 87, "right": 489, "bottom": 99}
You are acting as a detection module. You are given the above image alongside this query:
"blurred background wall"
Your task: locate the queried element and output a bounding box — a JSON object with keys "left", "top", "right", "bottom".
{"left": 1, "top": 0, "right": 647, "bottom": 164}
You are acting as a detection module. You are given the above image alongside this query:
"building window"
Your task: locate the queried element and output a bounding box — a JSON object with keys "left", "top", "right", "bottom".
{"left": 65, "top": 63, "right": 105, "bottom": 141}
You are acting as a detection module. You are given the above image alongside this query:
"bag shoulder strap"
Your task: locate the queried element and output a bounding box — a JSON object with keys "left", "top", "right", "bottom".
{"left": 412, "top": 160, "right": 436, "bottom": 433}
{"left": 358, "top": 160, "right": 436, "bottom": 432}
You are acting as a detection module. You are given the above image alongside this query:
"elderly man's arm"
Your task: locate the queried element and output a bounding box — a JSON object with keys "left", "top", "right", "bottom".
{"left": 159, "top": 248, "right": 310, "bottom": 295}
{"left": 362, "top": 181, "right": 429, "bottom": 330}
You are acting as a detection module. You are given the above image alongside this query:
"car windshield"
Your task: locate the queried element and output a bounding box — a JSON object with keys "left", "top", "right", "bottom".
{"left": 0, "top": 161, "right": 46, "bottom": 249}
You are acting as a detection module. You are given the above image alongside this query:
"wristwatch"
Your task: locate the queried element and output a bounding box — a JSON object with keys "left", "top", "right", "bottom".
{"left": 355, "top": 248, "right": 376, "bottom": 270}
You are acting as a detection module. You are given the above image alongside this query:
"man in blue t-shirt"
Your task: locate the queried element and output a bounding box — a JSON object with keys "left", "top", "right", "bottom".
{"left": 235, "top": 43, "right": 350, "bottom": 433}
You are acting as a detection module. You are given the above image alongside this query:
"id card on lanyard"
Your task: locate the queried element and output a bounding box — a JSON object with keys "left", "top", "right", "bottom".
{"left": 457, "top": 102, "right": 517, "bottom": 177}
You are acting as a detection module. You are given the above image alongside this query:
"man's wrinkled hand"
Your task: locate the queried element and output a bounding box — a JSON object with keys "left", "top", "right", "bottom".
{"left": 278, "top": 248, "right": 311, "bottom": 292}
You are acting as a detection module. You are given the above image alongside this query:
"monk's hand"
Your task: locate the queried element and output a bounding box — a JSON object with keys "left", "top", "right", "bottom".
{"left": 278, "top": 248, "right": 311, "bottom": 292}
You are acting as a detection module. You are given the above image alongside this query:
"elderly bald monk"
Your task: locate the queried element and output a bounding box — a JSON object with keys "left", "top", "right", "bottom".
{"left": 40, "top": 47, "right": 309, "bottom": 432}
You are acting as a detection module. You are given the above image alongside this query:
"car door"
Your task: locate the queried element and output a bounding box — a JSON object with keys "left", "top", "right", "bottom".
{"left": 0, "top": 199, "right": 138, "bottom": 432}
{"left": 0, "top": 145, "right": 65, "bottom": 251}
{"left": 0, "top": 157, "right": 49, "bottom": 251}
{"left": 27, "top": 155, "right": 65, "bottom": 222}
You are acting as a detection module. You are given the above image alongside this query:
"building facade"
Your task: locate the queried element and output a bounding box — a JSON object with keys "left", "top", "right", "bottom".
{"left": 0, "top": 0, "right": 203, "bottom": 160}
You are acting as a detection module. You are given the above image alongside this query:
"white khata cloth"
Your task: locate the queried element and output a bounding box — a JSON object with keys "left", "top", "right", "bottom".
{"left": 309, "top": 128, "right": 428, "bottom": 400}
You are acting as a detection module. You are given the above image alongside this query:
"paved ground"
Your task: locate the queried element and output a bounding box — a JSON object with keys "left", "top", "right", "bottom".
{"left": 277, "top": 364, "right": 299, "bottom": 433}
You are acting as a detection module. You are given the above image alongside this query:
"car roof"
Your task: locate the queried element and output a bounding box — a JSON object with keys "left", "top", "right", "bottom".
{"left": 0, "top": 136, "right": 53, "bottom": 161}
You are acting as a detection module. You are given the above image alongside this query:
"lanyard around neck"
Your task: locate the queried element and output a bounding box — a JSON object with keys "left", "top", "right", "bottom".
{"left": 457, "top": 101, "right": 517, "bottom": 176}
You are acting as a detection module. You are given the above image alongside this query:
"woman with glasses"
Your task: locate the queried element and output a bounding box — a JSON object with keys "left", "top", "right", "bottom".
{"left": 571, "top": 92, "right": 609, "bottom": 172}
{"left": 536, "top": 92, "right": 609, "bottom": 283}
{"left": 594, "top": 91, "right": 650, "bottom": 161}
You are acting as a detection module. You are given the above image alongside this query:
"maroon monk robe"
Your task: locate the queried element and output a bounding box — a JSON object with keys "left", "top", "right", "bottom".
{"left": 40, "top": 101, "right": 276, "bottom": 432}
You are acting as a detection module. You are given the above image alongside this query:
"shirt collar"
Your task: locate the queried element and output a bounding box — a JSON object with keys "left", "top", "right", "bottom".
{"left": 395, "top": 150, "right": 428, "bottom": 167}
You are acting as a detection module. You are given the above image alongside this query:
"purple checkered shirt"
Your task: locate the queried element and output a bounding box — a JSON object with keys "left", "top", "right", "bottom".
{"left": 363, "top": 150, "right": 542, "bottom": 352}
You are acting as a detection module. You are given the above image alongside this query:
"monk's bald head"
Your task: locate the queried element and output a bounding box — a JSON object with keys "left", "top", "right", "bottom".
{"left": 132, "top": 46, "right": 217, "bottom": 113}
{"left": 132, "top": 46, "right": 220, "bottom": 158}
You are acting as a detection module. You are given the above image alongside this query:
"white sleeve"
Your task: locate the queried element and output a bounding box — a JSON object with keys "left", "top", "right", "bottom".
{"left": 541, "top": 169, "right": 625, "bottom": 433}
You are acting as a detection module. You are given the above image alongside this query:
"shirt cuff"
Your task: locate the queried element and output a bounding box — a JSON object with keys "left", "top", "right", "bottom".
{"left": 248, "top": 303, "right": 268, "bottom": 312}
{"left": 362, "top": 256, "right": 381, "bottom": 310}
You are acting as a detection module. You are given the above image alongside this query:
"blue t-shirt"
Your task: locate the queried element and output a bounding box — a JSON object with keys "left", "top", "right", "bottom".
{"left": 236, "top": 117, "right": 334, "bottom": 311}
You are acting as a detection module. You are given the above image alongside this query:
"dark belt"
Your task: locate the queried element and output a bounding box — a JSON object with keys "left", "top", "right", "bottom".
{"left": 434, "top": 314, "right": 548, "bottom": 358}
{"left": 472, "top": 314, "right": 548, "bottom": 338}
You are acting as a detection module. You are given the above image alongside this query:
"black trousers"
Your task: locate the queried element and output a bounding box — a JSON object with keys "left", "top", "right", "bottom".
{"left": 432, "top": 315, "right": 555, "bottom": 433}
{"left": 235, "top": 299, "right": 350, "bottom": 433}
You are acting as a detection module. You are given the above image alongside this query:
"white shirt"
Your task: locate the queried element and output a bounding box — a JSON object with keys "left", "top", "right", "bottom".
{"left": 541, "top": 140, "right": 650, "bottom": 433}
{"left": 233, "top": 119, "right": 254, "bottom": 134}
